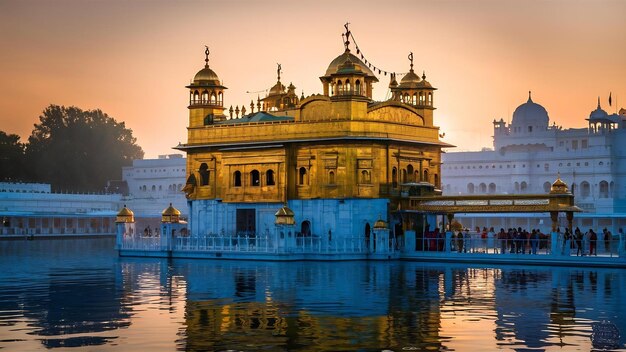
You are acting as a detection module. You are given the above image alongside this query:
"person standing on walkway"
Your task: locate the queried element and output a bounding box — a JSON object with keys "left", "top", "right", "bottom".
{"left": 603, "top": 228, "right": 611, "bottom": 254}
{"left": 589, "top": 229, "right": 597, "bottom": 256}
{"left": 575, "top": 227, "right": 583, "bottom": 256}
{"left": 530, "top": 229, "right": 539, "bottom": 254}
{"left": 563, "top": 228, "right": 572, "bottom": 255}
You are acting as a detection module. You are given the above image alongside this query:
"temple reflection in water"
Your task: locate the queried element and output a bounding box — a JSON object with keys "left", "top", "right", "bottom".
{"left": 118, "top": 259, "right": 626, "bottom": 351}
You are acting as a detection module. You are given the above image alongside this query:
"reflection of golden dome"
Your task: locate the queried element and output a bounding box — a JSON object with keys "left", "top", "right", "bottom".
{"left": 373, "top": 218, "right": 387, "bottom": 229}
{"left": 116, "top": 205, "right": 135, "bottom": 223}
{"left": 550, "top": 175, "right": 569, "bottom": 194}
{"left": 162, "top": 203, "right": 181, "bottom": 223}
{"left": 275, "top": 205, "right": 295, "bottom": 225}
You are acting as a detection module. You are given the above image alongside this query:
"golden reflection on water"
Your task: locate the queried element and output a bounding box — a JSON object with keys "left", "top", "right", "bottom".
{"left": 1, "top": 239, "right": 625, "bottom": 351}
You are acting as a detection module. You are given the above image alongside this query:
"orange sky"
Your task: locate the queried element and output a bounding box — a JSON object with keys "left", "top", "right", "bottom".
{"left": 1, "top": 0, "right": 625, "bottom": 158}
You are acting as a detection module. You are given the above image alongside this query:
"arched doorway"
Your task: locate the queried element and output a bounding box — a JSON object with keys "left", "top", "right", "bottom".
{"left": 300, "top": 221, "right": 311, "bottom": 237}
{"left": 365, "top": 223, "right": 371, "bottom": 251}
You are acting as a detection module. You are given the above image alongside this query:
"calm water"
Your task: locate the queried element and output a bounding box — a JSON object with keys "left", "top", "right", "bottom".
{"left": 0, "top": 238, "right": 624, "bottom": 351}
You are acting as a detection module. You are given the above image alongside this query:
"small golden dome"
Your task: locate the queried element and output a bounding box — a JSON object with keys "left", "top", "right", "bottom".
{"left": 162, "top": 203, "right": 181, "bottom": 223}
{"left": 550, "top": 175, "right": 569, "bottom": 194}
{"left": 268, "top": 81, "right": 286, "bottom": 96}
{"left": 400, "top": 70, "right": 421, "bottom": 85}
{"left": 116, "top": 205, "right": 135, "bottom": 223}
{"left": 193, "top": 66, "right": 220, "bottom": 85}
{"left": 373, "top": 218, "right": 387, "bottom": 229}
{"left": 275, "top": 204, "right": 295, "bottom": 225}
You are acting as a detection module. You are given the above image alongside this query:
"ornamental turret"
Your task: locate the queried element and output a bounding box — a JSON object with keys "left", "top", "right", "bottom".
{"left": 187, "top": 46, "right": 227, "bottom": 126}
{"left": 261, "top": 64, "right": 300, "bottom": 111}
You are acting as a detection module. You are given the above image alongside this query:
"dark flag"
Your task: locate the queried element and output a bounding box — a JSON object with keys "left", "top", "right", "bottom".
{"left": 609, "top": 92, "right": 612, "bottom": 106}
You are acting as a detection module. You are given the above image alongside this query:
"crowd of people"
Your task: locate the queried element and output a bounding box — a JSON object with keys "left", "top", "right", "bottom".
{"left": 423, "top": 226, "right": 624, "bottom": 256}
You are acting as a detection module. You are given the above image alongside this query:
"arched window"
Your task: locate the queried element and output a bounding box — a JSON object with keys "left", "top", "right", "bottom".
{"left": 299, "top": 167, "right": 307, "bottom": 185}
{"left": 199, "top": 163, "right": 209, "bottom": 186}
{"left": 210, "top": 92, "right": 217, "bottom": 104}
{"left": 250, "top": 170, "right": 260, "bottom": 186}
{"left": 543, "top": 182, "right": 551, "bottom": 193}
{"left": 434, "top": 174, "right": 439, "bottom": 188}
{"left": 151, "top": 185, "right": 156, "bottom": 191}
{"left": 233, "top": 171, "right": 242, "bottom": 187}
{"left": 360, "top": 170, "right": 371, "bottom": 184}
{"left": 392, "top": 167, "right": 398, "bottom": 188}
{"left": 412, "top": 93, "right": 417, "bottom": 105}
{"left": 428, "top": 92, "right": 432, "bottom": 105}
{"left": 336, "top": 80, "right": 342, "bottom": 95}
{"left": 328, "top": 170, "right": 335, "bottom": 184}
{"left": 488, "top": 182, "right": 496, "bottom": 194}
{"left": 514, "top": 182, "right": 520, "bottom": 192}
{"left": 355, "top": 80, "right": 361, "bottom": 95}
{"left": 218, "top": 92, "right": 223, "bottom": 105}
{"left": 404, "top": 94, "right": 409, "bottom": 103}
{"left": 581, "top": 181, "right": 590, "bottom": 198}
{"left": 419, "top": 92, "right": 424, "bottom": 104}
{"left": 201, "top": 90, "right": 208, "bottom": 103}
{"left": 520, "top": 181, "right": 528, "bottom": 193}
{"left": 467, "top": 183, "right": 475, "bottom": 194}
{"left": 599, "top": 181, "right": 609, "bottom": 198}
{"left": 193, "top": 91, "right": 199, "bottom": 103}
{"left": 423, "top": 169, "right": 429, "bottom": 183}
{"left": 266, "top": 170, "right": 275, "bottom": 186}
{"left": 407, "top": 165, "right": 414, "bottom": 182}
{"left": 345, "top": 79, "right": 351, "bottom": 94}
{"left": 479, "top": 183, "right": 487, "bottom": 193}
{"left": 402, "top": 169, "right": 407, "bottom": 183}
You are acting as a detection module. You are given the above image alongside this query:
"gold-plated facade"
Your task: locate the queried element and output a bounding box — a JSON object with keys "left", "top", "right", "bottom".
{"left": 179, "top": 47, "right": 449, "bottom": 204}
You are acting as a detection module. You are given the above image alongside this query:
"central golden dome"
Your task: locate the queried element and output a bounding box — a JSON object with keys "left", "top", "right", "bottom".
{"left": 193, "top": 66, "right": 220, "bottom": 85}
{"left": 324, "top": 51, "right": 378, "bottom": 81}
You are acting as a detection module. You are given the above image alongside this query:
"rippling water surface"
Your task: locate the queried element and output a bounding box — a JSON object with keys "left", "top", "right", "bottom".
{"left": 0, "top": 238, "right": 625, "bottom": 351}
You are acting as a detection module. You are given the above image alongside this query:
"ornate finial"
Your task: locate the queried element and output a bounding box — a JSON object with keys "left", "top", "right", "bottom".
{"left": 422, "top": 70, "right": 426, "bottom": 80}
{"left": 408, "top": 52, "right": 414, "bottom": 71}
{"left": 250, "top": 100, "right": 255, "bottom": 113}
{"left": 277, "top": 63, "right": 282, "bottom": 82}
{"left": 301, "top": 90, "right": 305, "bottom": 100}
{"left": 204, "top": 46, "right": 210, "bottom": 67}
{"left": 342, "top": 22, "right": 351, "bottom": 52}
{"left": 528, "top": 90, "right": 532, "bottom": 102}
{"left": 597, "top": 96, "right": 601, "bottom": 109}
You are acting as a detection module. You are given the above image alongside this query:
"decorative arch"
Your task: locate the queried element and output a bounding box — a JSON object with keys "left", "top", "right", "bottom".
{"left": 250, "top": 170, "right": 260, "bottom": 186}
{"left": 467, "top": 183, "right": 475, "bottom": 194}
{"left": 233, "top": 171, "right": 242, "bottom": 187}
{"left": 488, "top": 182, "right": 496, "bottom": 194}
{"left": 266, "top": 169, "right": 275, "bottom": 186}
{"left": 520, "top": 181, "right": 528, "bottom": 193}
{"left": 300, "top": 221, "right": 311, "bottom": 237}
{"left": 599, "top": 180, "right": 609, "bottom": 198}
{"left": 407, "top": 164, "right": 414, "bottom": 182}
{"left": 299, "top": 167, "right": 307, "bottom": 185}
{"left": 580, "top": 181, "right": 590, "bottom": 198}
{"left": 479, "top": 183, "right": 487, "bottom": 193}
{"left": 199, "top": 163, "right": 209, "bottom": 186}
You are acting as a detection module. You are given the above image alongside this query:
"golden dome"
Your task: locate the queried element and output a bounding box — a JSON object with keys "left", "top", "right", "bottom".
{"left": 373, "top": 218, "right": 387, "bottom": 229}
{"left": 162, "top": 203, "right": 181, "bottom": 223}
{"left": 268, "top": 81, "right": 286, "bottom": 96}
{"left": 116, "top": 205, "right": 135, "bottom": 223}
{"left": 275, "top": 204, "right": 295, "bottom": 225}
{"left": 400, "top": 70, "right": 421, "bottom": 85}
{"left": 324, "top": 51, "right": 378, "bottom": 81}
{"left": 193, "top": 66, "right": 220, "bottom": 85}
{"left": 550, "top": 175, "right": 569, "bottom": 194}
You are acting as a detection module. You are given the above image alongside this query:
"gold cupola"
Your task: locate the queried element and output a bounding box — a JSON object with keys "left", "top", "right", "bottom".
{"left": 320, "top": 23, "right": 378, "bottom": 99}
{"left": 275, "top": 204, "right": 295, "bottom": 225}
{"left": 391, "top": 52, "right": 436, "bottom": 109}
{"left": 116, "top": 205, "right": 135, "bottom": 223}
{"left": 550, "top": 174, "right": 570, "bottom": 194}
{"left": 187, "top": 46, "right": 228, "bottom": 126}
{"left": 373, "top": 217, "right": 388, "bottom": 229}
{"left": 161, "top": 203, "right": 181, "bottom": 223}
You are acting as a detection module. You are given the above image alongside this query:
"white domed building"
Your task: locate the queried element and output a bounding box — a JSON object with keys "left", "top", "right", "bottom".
{"left": 442, "top": 93, "right": 626, "bottom": 232}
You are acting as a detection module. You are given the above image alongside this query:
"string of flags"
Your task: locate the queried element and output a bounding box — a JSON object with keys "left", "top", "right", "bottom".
{"left": 349, "top": 31, "right": 409, "bottom": 78}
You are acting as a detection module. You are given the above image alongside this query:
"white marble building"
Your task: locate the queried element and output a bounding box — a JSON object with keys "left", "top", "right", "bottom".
{"left": 442, "top": 93, "right": 626, "bottom": 232}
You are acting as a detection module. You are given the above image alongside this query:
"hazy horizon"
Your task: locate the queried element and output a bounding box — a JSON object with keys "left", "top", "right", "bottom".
{"left": 1, "top": 0, "right": 625, "bottom": 158}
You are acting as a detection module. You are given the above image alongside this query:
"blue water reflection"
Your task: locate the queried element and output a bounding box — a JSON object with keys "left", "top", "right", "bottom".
{"left": 0, "top": 238, "right": 624, "bottom": 351}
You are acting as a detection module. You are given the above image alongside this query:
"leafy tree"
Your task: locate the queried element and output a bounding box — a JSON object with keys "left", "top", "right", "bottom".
{"left": 0, "top": 131, "right": 26, "bottom": 182}
{"left": 26, "top": 105, "right": 144, "bottom": 192}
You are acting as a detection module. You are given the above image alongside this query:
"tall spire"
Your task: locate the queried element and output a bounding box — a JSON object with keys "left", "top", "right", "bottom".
{"left": 408, "top": 52, "right": 414, "bottom": 72}
{"left": 277, "top": 63, "right": 282, "bottom": 82}
{"left": 528, "top": 90, "right": 532, "bottom": 102}
{"left": 204, "top": 46, "right": 210, "bottom": 68}
{"left": 597, "top": 96, "right": 601, "bottom": 109}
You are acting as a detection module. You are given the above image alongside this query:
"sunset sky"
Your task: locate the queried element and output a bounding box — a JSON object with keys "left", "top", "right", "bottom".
{"left": 1, "top": 0, "right": 625, "bottom": 158}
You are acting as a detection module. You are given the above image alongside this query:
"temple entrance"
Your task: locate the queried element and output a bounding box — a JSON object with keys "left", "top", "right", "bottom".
{"left": 300, "top": 221, "right": 311, "bottom": 237}
{"left": 236, "top": 209, "right": 256, "bottom": 235}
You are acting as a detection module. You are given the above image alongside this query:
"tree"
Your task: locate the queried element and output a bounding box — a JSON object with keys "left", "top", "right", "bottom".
{"left": 0, "top": 131, "right": 26, "bottom": 182}
{"left": 26, "top": 105, "right": 144, "bottom": 192}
